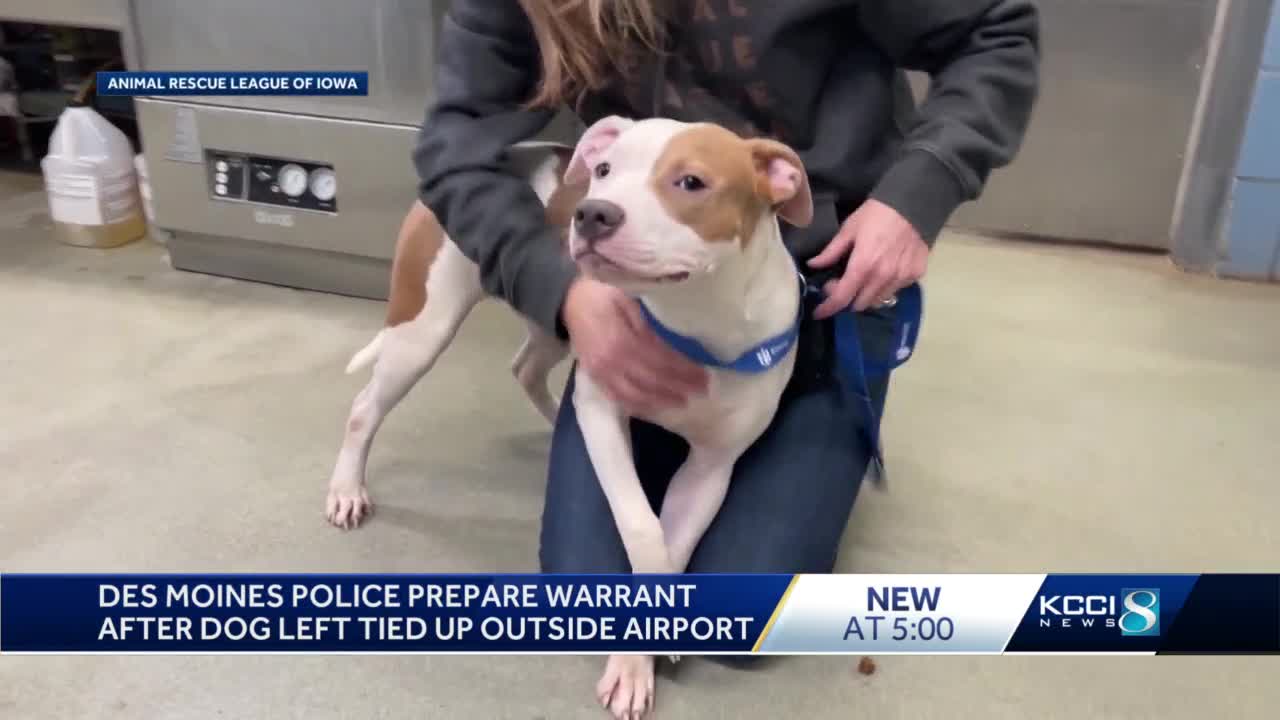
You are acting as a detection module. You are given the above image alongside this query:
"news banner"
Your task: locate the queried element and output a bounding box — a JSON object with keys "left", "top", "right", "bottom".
{"left": 95, "top": 71, "right": 369, "bottom": 97}
{"left": 1, "top": 574, "right": 1277, "bottom": 655}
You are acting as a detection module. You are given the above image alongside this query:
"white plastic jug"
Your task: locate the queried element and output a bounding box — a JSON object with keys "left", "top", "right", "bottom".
{"left": 134, "top": 152, "right": 168, "bottom": 244}
{"left": 41, "top": 101, "right": 146, "bottom": 248}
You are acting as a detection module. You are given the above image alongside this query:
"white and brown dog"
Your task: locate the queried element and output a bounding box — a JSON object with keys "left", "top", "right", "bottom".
{"left": 326, "top": 143, "right": 583, "bottom": 529}
{"left": 558, "top": 116, "right": 810, "bottom": 717}
{"left": 327, "top": 116, "right": 812, "bottom": 718}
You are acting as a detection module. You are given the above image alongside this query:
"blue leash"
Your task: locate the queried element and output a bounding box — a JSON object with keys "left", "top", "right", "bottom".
{"left": 825, "top": 281, "right": 923, "bottom": 485}
{"left": 638, "top": 277, "right": 924, "bottom": 485}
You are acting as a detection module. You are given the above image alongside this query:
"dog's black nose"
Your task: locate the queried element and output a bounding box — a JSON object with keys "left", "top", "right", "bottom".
{"left": 573, "top": 199, "right": 625, "bottom": 243}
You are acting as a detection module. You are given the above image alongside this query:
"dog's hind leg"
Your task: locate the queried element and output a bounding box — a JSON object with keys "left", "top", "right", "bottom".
{"left": 327, "top": 204, "right": 483, "bottom": 529}
{"left": 511, "top": 319, "right": 569, "bottom": 425}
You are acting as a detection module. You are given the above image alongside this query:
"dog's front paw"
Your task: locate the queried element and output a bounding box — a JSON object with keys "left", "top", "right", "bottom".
{"left": 325, "top": 485, "right": 372, "bottom": 530}
{"left": 596, "top": 654, "right": 655, "bottom": 719}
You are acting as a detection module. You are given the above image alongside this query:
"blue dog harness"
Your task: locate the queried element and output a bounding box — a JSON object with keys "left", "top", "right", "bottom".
{"left": 639, "top": 276, "right": 924, "bottom": 484}
{"left": 637, "top": 291, "right": 803, "bottom": 374}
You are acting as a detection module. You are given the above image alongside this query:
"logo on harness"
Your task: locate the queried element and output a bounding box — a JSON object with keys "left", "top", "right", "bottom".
{"left": 755, "top": 340, "right": 795, "bottom": 369}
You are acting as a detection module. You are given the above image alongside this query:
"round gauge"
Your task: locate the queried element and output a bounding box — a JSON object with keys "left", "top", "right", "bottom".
{"left": 277, "top": 164, "right": 308, "bottom": 197}
{"left": 309, "top": 168, "right": 337, "bottom": 202}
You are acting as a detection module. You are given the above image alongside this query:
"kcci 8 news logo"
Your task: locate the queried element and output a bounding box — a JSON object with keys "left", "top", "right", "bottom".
{"left": 1038, "top": 588, "right": 1161, "bottom": 636}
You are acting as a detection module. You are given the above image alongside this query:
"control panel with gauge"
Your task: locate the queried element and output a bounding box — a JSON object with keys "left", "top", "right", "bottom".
{"left": 205, "top": 150, "right": 338, "bottom": 213}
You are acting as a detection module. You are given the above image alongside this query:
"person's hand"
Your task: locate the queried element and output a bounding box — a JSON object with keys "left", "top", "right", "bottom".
{"left": 562, "top": 277, "right": 709, "bottom": 415}
{"left": 807, "top": 199, "right": 929, "bottom": 318}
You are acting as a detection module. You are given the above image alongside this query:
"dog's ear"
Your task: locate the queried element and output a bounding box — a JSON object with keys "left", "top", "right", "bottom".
{"left": 564, "top": 116, "right": 634, "bottom": 186}
{"left": 747, "top": 139, "right": 813, "bottom": 228}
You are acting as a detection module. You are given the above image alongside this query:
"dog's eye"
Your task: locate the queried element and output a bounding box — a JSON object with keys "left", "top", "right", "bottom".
{"left": 594, "top": 162, "right": 611, "bottom": 179}
{"left": 676, "top": 175, "right": 706, "bottom": 192}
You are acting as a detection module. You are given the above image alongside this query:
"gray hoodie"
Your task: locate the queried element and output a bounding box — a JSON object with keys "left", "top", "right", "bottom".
{"left": 414, "top": 0, "right": 1041, "bottom": 338}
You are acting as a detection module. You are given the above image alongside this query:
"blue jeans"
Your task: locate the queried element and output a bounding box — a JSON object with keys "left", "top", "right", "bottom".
{"left": 538, "top": 311, "right": 893, "bottom": 575}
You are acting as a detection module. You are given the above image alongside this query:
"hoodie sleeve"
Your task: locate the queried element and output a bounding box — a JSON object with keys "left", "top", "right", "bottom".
{"left": 413, "top": 0, "right": 579, "bottom": 337}
{"left": 858, "top": 0, "right": 1041, "bottom": 244}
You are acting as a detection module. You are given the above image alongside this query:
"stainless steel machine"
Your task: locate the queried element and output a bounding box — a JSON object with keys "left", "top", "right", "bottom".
{"left": 122, "top": 0, "right": 577, "bottom": 299}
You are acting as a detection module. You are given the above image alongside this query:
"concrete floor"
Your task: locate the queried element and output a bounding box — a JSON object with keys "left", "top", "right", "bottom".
{"left": 2, "top": 167, "right": 1279, "bottom": 719}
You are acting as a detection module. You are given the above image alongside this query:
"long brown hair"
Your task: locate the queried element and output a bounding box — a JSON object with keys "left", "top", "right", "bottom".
{"left": 517, "top": 0, "right": 666, "bottom": 108}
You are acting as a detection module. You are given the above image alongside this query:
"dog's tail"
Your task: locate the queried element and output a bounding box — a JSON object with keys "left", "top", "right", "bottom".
{"left": 345, "top": 330, "right": 385, "bottom": 375}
